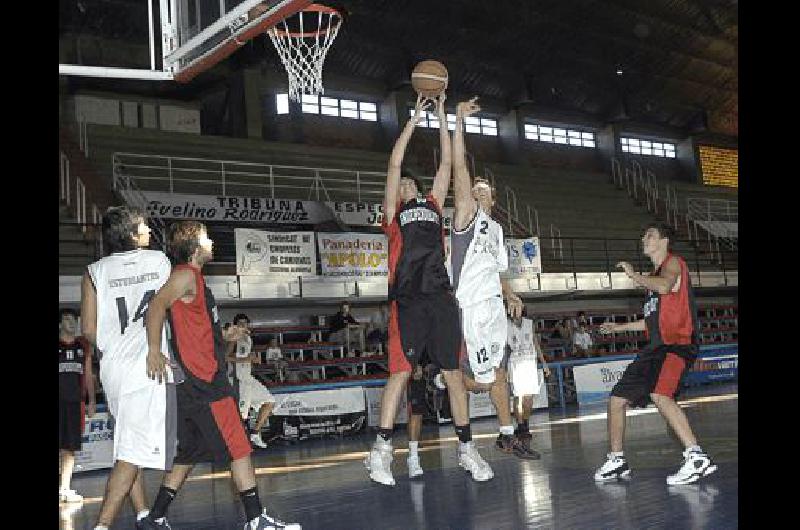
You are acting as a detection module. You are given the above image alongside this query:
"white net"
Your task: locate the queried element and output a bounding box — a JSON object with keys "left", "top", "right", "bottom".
{"left": 267, "top": 8, "right": 342, "bottom": 102}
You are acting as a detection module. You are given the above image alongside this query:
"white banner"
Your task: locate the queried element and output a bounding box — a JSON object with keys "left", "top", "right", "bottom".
{"left": 74, "top": 412, "right": 115, "bottom": 473}
{"left": 235, "top": 229, "right": 317, "bottom": 277}
{"left": 326, "top": 202, "right": 385, "bottom": 227}
{"left": 573, "top": 359, "right": 634, "bottom": 405}
{"left": 318, "top": 233, "right": 389, "bottom": 279}
{"left": 144, "top": 192, "right": 337, "bottom": 224}
{"left": 365, "top": 387, "right": 408, "bottom": 426}
{"left": 272, "top": 387, "right": 366, "bottom": 416}
{"left": 505, "top": 237, "right": 543, "bottom": 276}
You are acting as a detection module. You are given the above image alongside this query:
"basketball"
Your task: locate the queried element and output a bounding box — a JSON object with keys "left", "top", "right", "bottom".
{"left": 411, "top": 60, "right": 449, "bottom": 98}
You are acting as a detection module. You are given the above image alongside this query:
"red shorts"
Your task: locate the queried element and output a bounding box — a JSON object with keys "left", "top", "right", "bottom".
{"left": 610, "top": 351, "right": 688, "bottom": 408}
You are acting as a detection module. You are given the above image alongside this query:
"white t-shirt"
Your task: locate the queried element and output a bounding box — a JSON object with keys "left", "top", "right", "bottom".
{"left": 450, "top": 208, "right": 508, "bottom": 308}
{"left": 88, "top": 249, "right": 171, "bottom": 395}
{"left": 235, "top": 334, "right": 254, "bottom": 380}
{"left": 573, "top": 330, "right": 593, "bottom": 349}
{"left": 264, "top": 347, "right": 282, "bottom": 361}
{"left": 507, "top": 317, "right": 537, "bottom": 359}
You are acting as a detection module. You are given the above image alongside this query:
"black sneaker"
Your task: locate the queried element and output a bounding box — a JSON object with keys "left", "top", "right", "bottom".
{"left": 511, "top": 434, "right": 541, "bottom": 460}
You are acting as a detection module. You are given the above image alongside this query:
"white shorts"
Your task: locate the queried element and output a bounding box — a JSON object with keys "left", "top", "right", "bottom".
{"left": 507, "top": 354, "right": 543, "bottom": 397}
{"left": 104, "top": 381, "right": 176, "bottom": 470}
{"left": 237, "top": 367, "right": 277, "bottom": 418}
{"left": 461, "top": 297, "right": 508, "bottom": 385}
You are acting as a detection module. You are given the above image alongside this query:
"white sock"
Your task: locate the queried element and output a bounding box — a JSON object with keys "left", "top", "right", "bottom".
{"left": 408, "top": 441, "right": 419, "bottom": 457}
{"left": 499, "top": 425, "right": 515, "bottom": 436}
{"left": 137, "top": 510, "right": 150, "bottom": 521}
{"left": 610, "top": 451, "right": 624, "bottom": 458}
{"left": 459, "top": 440, "right": 473, "bottom": 451}
{"left": 686, "top": 445, "right": 702, "bottom": 454}
{"left": 94, "top": 527, "right": 110, "bottom": 530}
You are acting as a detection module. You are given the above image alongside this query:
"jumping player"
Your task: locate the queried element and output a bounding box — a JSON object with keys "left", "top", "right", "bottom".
{"left": 449, "top": 96, "right": 537, "bottom": 459}
{"left": 228, "top": 313, "right": 278, "bottom": 449}
{"left": 140, "top": 221, "right": 300, "bottom": 529}
{"left": 365, "top": 92, "right": 494, "bottom": 486}
{"left": 59, "top": 308, "right": 95, "bottom": 504}
{"left": 81, "top": 207, "right": 174, "bottom": 530}
{"left": 594, "top": 223, "right": 717, "bottom": 485}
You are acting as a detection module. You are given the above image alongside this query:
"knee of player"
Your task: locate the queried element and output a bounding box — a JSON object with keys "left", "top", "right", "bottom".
{"left": 649, "top": 392, "right": 672, "bottom": 405}
{"left": 608, "top": 396, "right": 628, "bottom": 411}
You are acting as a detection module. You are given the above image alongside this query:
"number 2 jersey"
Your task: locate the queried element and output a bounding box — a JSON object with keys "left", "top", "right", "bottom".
{"left": 87, "top": 249, "right": 172, "bottom": 396}
{"left": 450, "top": 207, "right": 508, "bottom": 308}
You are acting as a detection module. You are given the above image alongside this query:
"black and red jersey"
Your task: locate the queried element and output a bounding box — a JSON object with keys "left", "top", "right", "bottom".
{"left": 642, "top": 253, "right": 700, "bottom": 359}
{"left": 59, "top": 337, "right": 90, "bottom": 402}
{"left": 167, "top": 264, "right": 231, "bottom": 402}
{"left": 383, "top": 194, "right": 451, "bottom": 299}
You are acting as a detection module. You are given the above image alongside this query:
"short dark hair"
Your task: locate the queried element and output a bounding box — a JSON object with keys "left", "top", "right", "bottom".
{"left": 401, "top": 167, "right": 426, "bottom": 196}
{"left": 102, "top": 206, "right": 144, "bottom": 254}
{"left": 166, "top": 221, "right": 205, "bottom": 264}
{"left": 233, "top": 313, "right": 250, "bottom": 325}
{"left": 60, "top": 307, "right": 78, "bottom": 323}
{"left": 644, "top": 222, "right": 675, "bottom": 245}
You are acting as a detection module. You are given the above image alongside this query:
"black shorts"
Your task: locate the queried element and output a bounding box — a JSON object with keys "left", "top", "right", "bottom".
{"left": 610, "top": 350, "right": 689, "bottom": 408}
{"left": 59, "top": 400, "right": 83, "bottom": 452}
{"left": 173, "top": 384, "right": 252, "bottom": 465}
{"left": 407, "top": 377, "right": 427, "bottom": 415}
{"left": 388, "top": 291, "right": 462, "bottom": 373}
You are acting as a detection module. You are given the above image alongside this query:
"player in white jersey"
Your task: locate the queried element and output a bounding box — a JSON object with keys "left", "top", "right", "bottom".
{"left": 449, "top": 97, "right": 538, "bottom": 459}
{"left": 81, "top": 207, "right": 175, "bottom": 530}
{"left": 506, "top": 309, "right": 550, "bottom": 456}
{"left": 227, "top": 313, "right": 277, "bottom": 449}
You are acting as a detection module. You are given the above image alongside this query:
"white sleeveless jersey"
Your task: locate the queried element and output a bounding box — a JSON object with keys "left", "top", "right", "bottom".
{"left": 88, "top": 249, "right": 171, "bottom": 395}
{"left": 507, "top": 317, "right": 536, "bottom": 358}
{"left": 235, "top": 334, "right": 254, "bottom": 381}
{"left": 451, "top": 208, "right": 508, "bottom": 308}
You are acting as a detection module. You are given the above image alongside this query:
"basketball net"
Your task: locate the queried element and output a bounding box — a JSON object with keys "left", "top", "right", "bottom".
{"left": 267, "top": 4, "right": 342, "bottom": 102}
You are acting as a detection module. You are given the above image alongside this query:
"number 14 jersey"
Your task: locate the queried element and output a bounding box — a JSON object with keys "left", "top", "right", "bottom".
{"left": 88, "top": 249, "right": 171, "bottom": 394}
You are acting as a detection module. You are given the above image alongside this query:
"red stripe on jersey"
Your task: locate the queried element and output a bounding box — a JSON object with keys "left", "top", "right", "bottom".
{"left": 658, "top": 255, "right": 694, "bottom": 345}
{"left": 387, "top": 300, "right": 411, "bottom": 373}
{"left": 210, "top": 397, "right": 252, "bottom": 461}
{"left": 170, "top": 265, "right": 217, "bottom": 382}
{"left": 653, "top": 352, "right": 686, "bottom": 397}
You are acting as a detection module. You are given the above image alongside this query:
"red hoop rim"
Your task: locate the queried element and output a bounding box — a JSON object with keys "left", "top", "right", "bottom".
{"left": 269, "top": 3, "right": 342, "bottom": 38}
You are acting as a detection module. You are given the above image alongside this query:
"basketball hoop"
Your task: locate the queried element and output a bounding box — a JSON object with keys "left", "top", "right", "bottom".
{"left": 267, "top": 4, "right": 342, "bottom": 102}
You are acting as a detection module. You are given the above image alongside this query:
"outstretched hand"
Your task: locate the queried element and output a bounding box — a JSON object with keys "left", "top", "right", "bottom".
{"left": 410, "top": 94, "right": 433, "bottom": 127}
{"left": 456, "top": 96, "right": 481, "bottom": 117}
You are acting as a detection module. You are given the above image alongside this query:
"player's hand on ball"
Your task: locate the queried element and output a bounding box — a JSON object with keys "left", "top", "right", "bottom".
{"left": 456, "top": 96, "right": 480, "bottom": 117}
{"left": 411, "top": 94, "right": 432, "bottom": 126}
{"left": 616, "top": 261, "right": 635, "bottom": 277}
{"left": 147, "top": 351, "right": 168, "bottom": 383}
{"left": 434, "top": 92, "right": 447, "bottom": 115}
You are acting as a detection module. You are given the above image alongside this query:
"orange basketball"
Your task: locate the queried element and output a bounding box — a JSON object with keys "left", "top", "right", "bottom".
{"left": 411, "top": 60, "right": 448, "bottom": 98}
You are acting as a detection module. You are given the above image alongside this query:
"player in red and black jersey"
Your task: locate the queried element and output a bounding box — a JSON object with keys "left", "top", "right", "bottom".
{"left": 364, "top": 92, "right": 493, "bottom": 486}
{"left": 139, "top": 221, "right": 300, "bottom": 530}
{"left": 594, "top": 223, "right": 717, "bottom": 486}
{"left": 58, "top": 308, "right": 95, "bottom": 504}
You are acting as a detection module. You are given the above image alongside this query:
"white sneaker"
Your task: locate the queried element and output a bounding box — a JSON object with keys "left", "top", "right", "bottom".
{"left": 458, "top": 443, "right": 494, "bottom": 482}
{"left": 251, "top": 433, "right": 268, "bottom": 449}
{"left": 407, "top": 454, "right": 424, "bottom": 478}
{"left": 666, "top": 448, "right": 717, "bottom": 485}
{"left": 59, "top": 488, "right": 84, "bottom": 503}
{"left": 594, "top": 453, "right": 631, "bottom": 482}
{"left": 365, "top": 441, "right": 395, "bottom": 486}
{"left": 245, "top": 508, "right": 301, "bottom": 530}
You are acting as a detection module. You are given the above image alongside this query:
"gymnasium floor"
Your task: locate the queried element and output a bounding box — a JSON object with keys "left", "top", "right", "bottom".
{"left": 62, "top": 385, "right": 738, "bottom": 529}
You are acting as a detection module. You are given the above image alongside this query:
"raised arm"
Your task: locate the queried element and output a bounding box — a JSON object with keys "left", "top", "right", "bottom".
{"left": 429, "top": 93, "right": 452, "bottom": 206}
{"left": 384, "top": 94, "right": 430, "bottom": 222}
{"left": 145, "top": 268, "right": 195, "bottom": 383}
{"left": 452, "top": 97, "right": 480, "bottom": 231}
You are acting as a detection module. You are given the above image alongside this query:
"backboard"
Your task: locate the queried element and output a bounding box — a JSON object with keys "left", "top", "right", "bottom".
{"left": 59, "top": 0, "right": 312, "bottom": 83}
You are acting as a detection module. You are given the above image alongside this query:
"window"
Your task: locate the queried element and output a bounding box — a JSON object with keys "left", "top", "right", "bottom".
{"left": 276, "top": 93, "right": 379, "bottom": 122}
{"left": 524, "top": 124, "right": 595, "bottom": 148}
{"left": 621, "top": 137, "right": 676, "bottom": 158}
{"left": 276, "top": 93, "right": 289, "bottom": 115}
{"left": 411, "top": 110, "right": 498, "bottom": 136}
